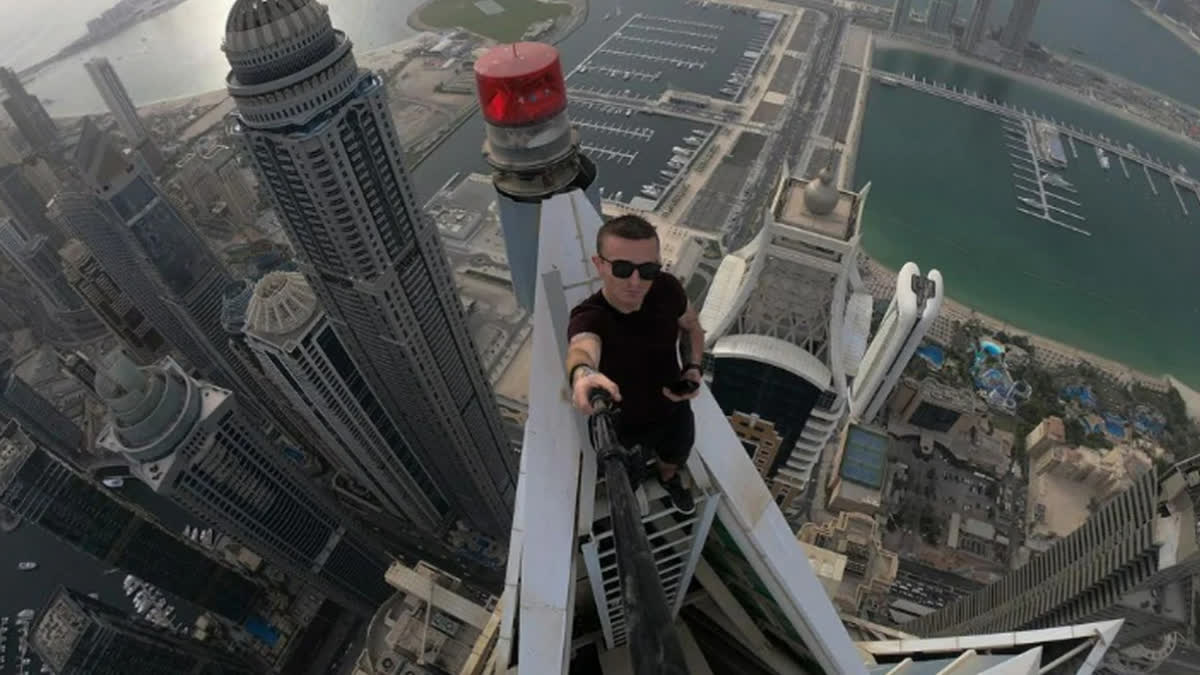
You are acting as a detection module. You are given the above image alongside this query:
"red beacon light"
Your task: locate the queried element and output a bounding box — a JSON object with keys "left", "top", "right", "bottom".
{"left": 474, "top": 42, "right": 567, "bottom": 127}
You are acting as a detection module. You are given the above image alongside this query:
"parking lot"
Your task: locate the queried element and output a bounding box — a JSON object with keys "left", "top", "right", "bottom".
{"left": 568, "top": 8, "right": 782, "bottom": 103}
{"left": 683, "top": 131, "right": 766, "bottom": 232}
{"left": 883, "top": 437, "right": 1014, "bottom": 558}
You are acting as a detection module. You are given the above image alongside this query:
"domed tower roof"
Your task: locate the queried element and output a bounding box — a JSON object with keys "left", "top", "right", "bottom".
{"left": 223, "top": 0, "right": 339, "bottom": 87}
{"left": 245, "top": 272, "right": 320, "bottom": 340}
{"left": 226, "top": 0, "right": 317, "bottom": 34}
{"left": 803, "top": 167, "right": 839, "bottom": 216}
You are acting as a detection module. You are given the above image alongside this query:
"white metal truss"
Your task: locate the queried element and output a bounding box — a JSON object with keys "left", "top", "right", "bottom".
{"left": 581, "top": 478, "right": 721, "bottom": 649}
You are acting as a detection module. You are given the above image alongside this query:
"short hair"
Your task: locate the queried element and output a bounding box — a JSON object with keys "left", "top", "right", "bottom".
{"left": 596, "top": 215, "right": 658, "bottom": 256}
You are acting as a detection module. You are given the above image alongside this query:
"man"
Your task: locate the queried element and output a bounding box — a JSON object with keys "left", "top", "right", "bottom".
{"left": 565, "top": 215, "right": 705, "bottom": 514}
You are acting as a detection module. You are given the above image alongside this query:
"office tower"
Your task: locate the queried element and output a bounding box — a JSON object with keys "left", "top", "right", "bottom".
{"left": 928, "top": 0, "right": 959, "bottom": 33}
{"left": 0, "top": 357, "right": 84, "bottom": 458}
{"left": 95, "top": 350, "right": 394, "bottom": 616}
{"left": 84, "top": 57, "right": 166, "bottom": 174}
{"left": 224, "top": 0, "right": 515, "bottom": 535}
{"left": 0, "top": 164, "right": 65, "bottom": 247}
{"left": 890, "top": 0, "right": 914, "bottom": 31}
{"left": 0, "top": 67, "right": 58, "bottom": 152}
{"left": 31, "top": 587, "right": 257, "bottom": 675}
{"left": 0, "top": 422, "right": 263, "bottom": 624}
{"left": 0, "top": 130, "right": 20, "bottom": 164}
{"left": 850, "top": 262, "right": 943, "bottom": 424}
{"left": 907, "top": 461, "right": 1200, "bottom": 651}
{"left": 0, "top": 217, "right": 103, "bottom": 340}
{"left": 242, "top": 271, "right": 448, "bottom": 530}
{"left": 58, "top": 239, "right": 168, "bottom": 364}
{"left": 1000, "top": 0, "right": 1040, "bottom": 52}
{"left": 699, "top": 168, "right": 877, "bottom": 522}
{"left": 62, "top": 119, "right": 291, "bottom": 427}
{"left": 961, "top": 0, "right": 992, "bottom": 52}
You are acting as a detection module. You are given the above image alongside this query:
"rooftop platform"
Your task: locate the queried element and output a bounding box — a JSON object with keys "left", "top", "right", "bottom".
{"left": 773, "top": 174, "right": 860, "bottom": 242}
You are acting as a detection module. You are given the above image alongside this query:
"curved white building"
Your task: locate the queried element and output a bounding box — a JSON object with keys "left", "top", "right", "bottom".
{"left": 851, "top": 262, "right": 943, "bottom": 424}
{"left": 224, "top": 0, "right": 515, "bottom": 535}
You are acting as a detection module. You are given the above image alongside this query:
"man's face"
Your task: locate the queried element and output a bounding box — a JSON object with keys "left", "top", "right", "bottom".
{"left": 594, "top": 235, "right": 660, "bottom": 308}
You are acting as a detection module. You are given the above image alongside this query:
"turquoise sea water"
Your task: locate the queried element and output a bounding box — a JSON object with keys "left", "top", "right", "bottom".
{"left": 856, "top": 49, "right": 1200, "bottom": 387}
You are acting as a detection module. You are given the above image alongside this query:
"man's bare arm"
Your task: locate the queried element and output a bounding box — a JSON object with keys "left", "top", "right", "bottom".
{"left": 677, "top": 303, "right": 705, "bottom": 369}
{"left": 566, "top": 332, "right": 602, "bottom": 383}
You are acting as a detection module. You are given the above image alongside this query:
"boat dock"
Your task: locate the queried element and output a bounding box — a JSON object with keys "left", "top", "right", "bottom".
{"left": 871, "top": 70, "right": 1199, "bottom": 217}
{"left": 580, "top": 144, "right": 638, "bottom": 166}
{"left": 1118, "top": 155, "right": 1130, "bottom": 179}
{"left": 1172, "top": 180, "right": 1189, "bottom": 215}
{"left": 572, "top": 119, "right": 656, "bottom": 141}
{"left": 1002, "top": 118, "right": 1091, "bottom": 236}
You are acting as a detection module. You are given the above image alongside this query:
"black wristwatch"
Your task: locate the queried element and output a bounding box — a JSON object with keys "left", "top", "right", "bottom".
{"left": 569, "top": 363, "right": 595, "bottom": 385}
{"left": 681, "top": 363, "right": 702, "bottom": 376}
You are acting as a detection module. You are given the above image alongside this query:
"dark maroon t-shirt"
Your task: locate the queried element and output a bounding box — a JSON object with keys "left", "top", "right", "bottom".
{"left": 567, "top": 274, "right": 688, "bottom": 430}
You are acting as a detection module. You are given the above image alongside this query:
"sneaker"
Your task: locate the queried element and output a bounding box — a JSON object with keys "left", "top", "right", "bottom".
{"left": 658, "top": 473, "right": 696, "bottom": 515}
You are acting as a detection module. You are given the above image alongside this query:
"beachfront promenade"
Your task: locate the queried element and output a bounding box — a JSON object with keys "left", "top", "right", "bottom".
{"left": 871, "top": 70, "right": 1200, "bottom": 211}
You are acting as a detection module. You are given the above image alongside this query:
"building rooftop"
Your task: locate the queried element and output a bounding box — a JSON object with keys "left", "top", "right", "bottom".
{"left": 917, "top": 378, "right": 978, "bottom": 414}
{"left": 774, "top": 173, "right": 859, "bottom": 241}
{"left": 840, "top": 424, "right": 888, "bottom": 489}
{"left": 244, "top": 272, "right": 320, "bottom": 343}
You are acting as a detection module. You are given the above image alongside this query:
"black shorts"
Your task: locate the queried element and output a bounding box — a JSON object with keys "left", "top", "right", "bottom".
{"left": 617, "top": 402, "right": 694, "bottom": 466}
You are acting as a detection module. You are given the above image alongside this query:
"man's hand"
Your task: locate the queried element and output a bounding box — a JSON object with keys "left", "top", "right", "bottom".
{"left": 573, "top": 370, "right": 622, "bottom": 414}
{"left": 662, "top": 367, "right": 702, "bottom": 403}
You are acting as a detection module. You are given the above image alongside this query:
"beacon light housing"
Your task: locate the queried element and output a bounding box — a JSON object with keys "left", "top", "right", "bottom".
{"left": 475, "top": 42, "right": 568, "bottom": 127}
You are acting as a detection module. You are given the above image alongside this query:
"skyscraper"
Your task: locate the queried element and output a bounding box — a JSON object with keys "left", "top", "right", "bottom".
{"left": 891, "top": 0, "right": 914, "bottom": 31}
{"left": 31, "top": 587, "right": 257, "bottom": 675}
{"left": 1000, "top": 0, "right": 1040, "bottom": 52}
{"left": 906, "top": 460, "right": 1200, "bottom": 650}
{"left": 60, "top": 119, "right": 295, "bottom": 427}
{"left": 94, "top": 350, "right": 394, "bottom": 616}
{"left": 0, "top": 357, "right": 84, "bottom": 457}
{"left": 223, "top": 0, "right": 515, "bottom": 535}
{"left": 0, "top": 217, "right": 103, "bottom": 341}
{"left": 0, "top": 164, "right": 65, "bottom": 247}
{"left": 849, "top": 262, "right": 943, "bottom": 424}
{"left": 0, "top": 422, "right": 264, "bottom": 624}
{"left": 58, "top": 238, "right": 169, "bottom": 364}
{"left": 928, "top": 0, "right": 959, "bottom": 33}
{"left": 699, "top": 168, "right": 876, "bottom": 521}
{"left": 84, "top": 57, "right": 166, "bottom": 174}
{"left": 0, "top": 67, "right": 58, "bottom": 153}
{"left": 961, "top": 0, "right": 993, "bottom": 52}
{"left": 242, "top": 271, "right": 448, "bottom": 530}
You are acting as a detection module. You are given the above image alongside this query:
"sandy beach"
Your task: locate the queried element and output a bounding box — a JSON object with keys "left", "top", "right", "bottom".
{"left": 872, "top": 34, "right": 1200, "bottom": 153}
{"left": 862, "top": 257, "right": 1178, "bottom": 395}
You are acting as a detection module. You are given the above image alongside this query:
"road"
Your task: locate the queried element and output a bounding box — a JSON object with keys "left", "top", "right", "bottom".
{"left": 723, "top": 3, "right": 848, "bottom": 252}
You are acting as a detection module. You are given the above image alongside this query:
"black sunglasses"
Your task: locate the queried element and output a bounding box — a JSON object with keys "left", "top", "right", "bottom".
{"left": 599, "top": 255, "right": 662, "bottom": 280}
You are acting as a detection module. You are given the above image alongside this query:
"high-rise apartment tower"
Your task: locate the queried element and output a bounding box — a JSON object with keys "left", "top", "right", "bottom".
{"left": 0, "top": 67, "right": 58, "bottom": 152}
{"left": 1000, "top": 0, "right": 1040, "bottom": 52}
{"left": 84, "top": 57, "right": 166, "bottom": 174}
{"left": 31, "top": 587, "right": 258, "bottom": 675}
{"left": 223, "top": 0, "right": 515, "bottom": 535}
{"left": 0, "top": 422, "right": 263, "bottom": 624}
{"left": 907, "top": 461, "right": 1200, "bottom": 651}
{"left": 94, "top": 350, "right": 394, "bottom": 616}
